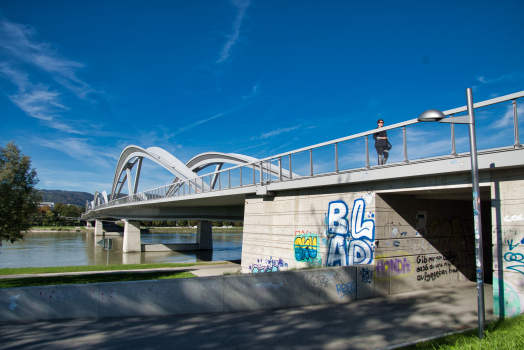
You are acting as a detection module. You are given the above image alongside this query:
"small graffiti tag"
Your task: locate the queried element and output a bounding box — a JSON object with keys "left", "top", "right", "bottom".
{"left": 336, "top": 282, "right": 356, "bottom": 299}
{"left": 359, "top": 267, "right": 373, "bottom": 284}
{"left": 250, "top": 257, "right": 288, "bottom": 273}
{"left": 294, "top": 234, "right": 319, "bottom": 261}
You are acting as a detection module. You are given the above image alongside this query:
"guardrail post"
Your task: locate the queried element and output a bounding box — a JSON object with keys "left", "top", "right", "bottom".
{"left": 228, "top": 170, "right": 231, "bottom": 188}
{"left": 365, "top": 136, "right": 370, "bottom": 169}
{"left": 403, "top": 127, "right": 409, "bottom": 163}
{"left": 450, "top": 114, "right": 457, "bottom": 156}
{"left": 252, "top": 165, "right": 256, "bottom": 185}
{"left": 310, "top": 149, "right": 313, "bottom": 176}
{"left": 335, "top": 142, "right": 339, "bottom": 173}
{"left": 259, "top": 161, "right": 263, "bottom": 184}
{"left": 266, "top": 161, "right": 270, "bottom": 182}
{"left": 218, "top": 172, "right": 221, "bottom": 190}
{"left": 240, "top": 167, "right": 242, "bottom": 187}
{"left": 183, "top": 183, "right": 185, "bottom": 195}
{"left": 514, "top": 100, "right": 521, "bottom": 148}
{"left": 289, "top": 155, "right": 292, "bottom": 179}
{"left": 210, "top": 175, "right": 213, "bottom": 191}
{"left": 278, "top": 157, "right": 282, "bottom": 181}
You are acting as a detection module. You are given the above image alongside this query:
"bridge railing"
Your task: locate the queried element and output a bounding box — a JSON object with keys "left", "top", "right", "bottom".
{"left": 91, "top": 91, "right": 524, "bottom": 211}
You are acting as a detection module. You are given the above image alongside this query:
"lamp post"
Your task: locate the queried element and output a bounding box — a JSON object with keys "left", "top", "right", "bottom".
{"left": 418, "top": 88, "right": 485, "bottom": 339}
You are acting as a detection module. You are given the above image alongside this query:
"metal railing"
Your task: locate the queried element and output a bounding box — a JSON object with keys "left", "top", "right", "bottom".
{"left": 89, "top": 91, "right": 524, "bottom": 211}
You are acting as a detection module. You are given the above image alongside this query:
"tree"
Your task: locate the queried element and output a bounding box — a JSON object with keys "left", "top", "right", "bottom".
{"left": 0, "top": 142, "right": 41, "bottom": 244}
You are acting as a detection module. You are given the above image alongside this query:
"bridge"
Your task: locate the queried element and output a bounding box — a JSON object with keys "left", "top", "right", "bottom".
{"left": 82, "top": 90, "right": 524, "bottom": 318}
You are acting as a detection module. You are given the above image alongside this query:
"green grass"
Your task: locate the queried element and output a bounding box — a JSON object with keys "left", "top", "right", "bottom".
{"left": 0, "top": 262, "right": 228, "bottom": 276}
{"left": 0, "top": 271, "right": 196, "bottom": 288}
{"left": 401, "top": 314, "right": 524, "bottom": 349}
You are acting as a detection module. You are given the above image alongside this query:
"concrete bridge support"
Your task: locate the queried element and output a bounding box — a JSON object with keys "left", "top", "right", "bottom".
{"left": 197, "top": 221, "right": 213, "bottom": 250}
{"left": 94, "top": 220, "right": 103, "bottom": 236}
{"left": 123, "top": 220, "right": 141, "bottom": 253}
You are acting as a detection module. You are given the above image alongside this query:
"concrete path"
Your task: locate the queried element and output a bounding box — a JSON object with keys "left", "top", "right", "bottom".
{"left": 0, "top": 261, "right": 242, "bottom": 279}
{"left": 0, "top": 282, "right": 493, "bottom": 350}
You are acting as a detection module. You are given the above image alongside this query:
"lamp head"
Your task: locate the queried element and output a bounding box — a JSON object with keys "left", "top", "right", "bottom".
{"left": 418, "top": 109, "right": 446, "bottom": 122}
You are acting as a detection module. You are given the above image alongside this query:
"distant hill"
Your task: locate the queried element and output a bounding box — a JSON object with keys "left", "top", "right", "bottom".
{"left": 39, "top": 189, "right": 94, "bottom": 207}
{"left": 39, "top": 189, "right": 128, "bottom": 207}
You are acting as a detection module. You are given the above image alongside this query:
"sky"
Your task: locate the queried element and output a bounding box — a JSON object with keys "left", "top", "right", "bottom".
{"left": 0, "top": 0, "right": 523, "bottom": 195}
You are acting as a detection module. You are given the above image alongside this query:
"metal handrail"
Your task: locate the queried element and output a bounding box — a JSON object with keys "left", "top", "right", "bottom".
{"left": 87, "top": 90, "right": 524, "bottom": 212}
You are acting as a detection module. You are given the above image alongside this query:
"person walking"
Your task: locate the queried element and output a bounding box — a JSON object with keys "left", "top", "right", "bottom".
{"left": 373, "top": 119, "right": 389, "bottom": 165}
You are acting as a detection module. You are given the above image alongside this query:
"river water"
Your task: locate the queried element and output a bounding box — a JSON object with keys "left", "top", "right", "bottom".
{"left": 0, "top": 231, "right": 243, "bottom": 268}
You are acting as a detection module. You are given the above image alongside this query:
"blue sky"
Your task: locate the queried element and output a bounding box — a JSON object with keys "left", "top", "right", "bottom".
{"left": 0, "top": 0, "right": 523, "bottom": 194}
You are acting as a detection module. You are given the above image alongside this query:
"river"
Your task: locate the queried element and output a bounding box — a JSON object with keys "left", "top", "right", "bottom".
{"left": 0, "top": 231, "right": 243, "bottom": 268}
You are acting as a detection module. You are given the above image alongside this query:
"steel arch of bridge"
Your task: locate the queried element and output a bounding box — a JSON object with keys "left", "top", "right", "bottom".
{"left": 106, "top": 146, "right": 289, "bottom": 204}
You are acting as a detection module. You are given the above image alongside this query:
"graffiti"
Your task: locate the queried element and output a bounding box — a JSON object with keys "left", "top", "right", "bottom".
{"left": 307, "top": 274, "right": 333, "bottom": 288}
{"left": 250, "top": 257, "right": 288, "bottom": 273}
{"left": 359, "top": 267, "right": 373, "bottom": 284}
{"left": 494, "top": 278, "right": 524, "bottom": 317}
{"left": 7, "top": 295, "right": 20, "bottom": 310}
{"left": 393, "top": 241, "right": 400, "bottom": 247}
{"left": 294, "top": 233, "right": 320, "bottom": 264}
{"left": 504, "top": 214, "right": 524, "bottom": 222}
{"left": 361, "top": 192, "right": 375, "bottom": 205}
{"left": 325, "top": 198, "right": 375, "bottom": 267}
{"left": 391, "top": 227, "right": 399, "bottom": 237}
{"left": 400, "top": 231, "right": 407, "bottom": 236}
{"left": 375, "top": 254, "right": 414, "bottom": 281}
{"left": 504, "top": 236, "right": 524, "bottom": 276}
{"left": 415, "top": 255, "right": 456, "bottom": 282}
{"left": 406, "top": 239, "right": 435, "bottom": 254}
{"left": 336, "top": 282, "right": 356, "bottom": 299}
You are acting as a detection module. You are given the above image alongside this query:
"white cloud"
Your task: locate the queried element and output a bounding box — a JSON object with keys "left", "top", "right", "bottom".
{"left": 174, "top": 113, "right": 224, "bottom": 135}
{"left": 252, "top": 125, "right": 301, "bottom": 140}
{"left": 0, "top": 18, "right": 97, "bottom": 134}
{"left": 242, "top": 83, "right": 260, "bottom": 100}
{"left": 0, "top": 19, "right": 94, "bottom": 98}
{"left": 217, "top": 0, "right": 251, "bottom": 63}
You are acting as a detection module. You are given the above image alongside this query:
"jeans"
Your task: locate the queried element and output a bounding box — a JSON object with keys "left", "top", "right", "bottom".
{"left": 376, "top": 147, "right": 388, "bottom": 165}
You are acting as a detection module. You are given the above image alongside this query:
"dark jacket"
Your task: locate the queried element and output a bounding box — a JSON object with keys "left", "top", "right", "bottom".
{"left": 373, "top": 128, "right": 387, "bottom": 148}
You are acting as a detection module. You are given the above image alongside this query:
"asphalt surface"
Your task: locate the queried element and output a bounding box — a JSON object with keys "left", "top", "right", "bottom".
{"left": 0, "top": 282, "right": 493, "bottom": 350}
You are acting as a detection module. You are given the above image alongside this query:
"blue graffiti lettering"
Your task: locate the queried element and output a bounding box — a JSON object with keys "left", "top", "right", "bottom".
{"left": 325, "top": 198, "right": 375, "bottom": 266}
{"left": 336, "top": 282, "right": 357, "bottom": 299}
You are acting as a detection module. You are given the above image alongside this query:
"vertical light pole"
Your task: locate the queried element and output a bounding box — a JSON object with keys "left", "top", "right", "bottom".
{"left": 418, "top": 88, "right": 485, "bottom": 339}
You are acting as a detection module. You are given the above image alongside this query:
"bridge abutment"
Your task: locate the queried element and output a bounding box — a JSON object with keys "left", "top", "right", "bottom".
{"left": 94, "top": 220, "right": 103, "bottom": 236}
{"left": 123, "top": 220, "right": 141, "bottom": 253}
{"left": 197, "top": 221, "right": 213, "bottom": 250}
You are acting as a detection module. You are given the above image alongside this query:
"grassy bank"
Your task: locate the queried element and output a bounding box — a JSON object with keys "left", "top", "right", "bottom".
{"left": 0, "top": 261, "right": 229, "bottom": 276}
{"left": 0, "top": 271, "right": 196, "bottom": 289}
{"left": 401, "top": 314, "right": 524, "bottom": 349}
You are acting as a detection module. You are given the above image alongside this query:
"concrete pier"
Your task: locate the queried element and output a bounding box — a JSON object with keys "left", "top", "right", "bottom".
{"left": 196, "top": 221, "right": 213, "bottom": 250}
{"left": 123, "top": 220, "right": 141, "bottom": 253}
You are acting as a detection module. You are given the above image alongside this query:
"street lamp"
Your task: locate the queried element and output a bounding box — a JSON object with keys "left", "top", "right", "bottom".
{"left": 418, "top": 88, "right": 485, "bottom": 340}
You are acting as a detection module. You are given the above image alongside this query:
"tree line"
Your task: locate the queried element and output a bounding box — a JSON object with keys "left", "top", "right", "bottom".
{"left": 35, "top": 202, "right": 85, "bottom": 226}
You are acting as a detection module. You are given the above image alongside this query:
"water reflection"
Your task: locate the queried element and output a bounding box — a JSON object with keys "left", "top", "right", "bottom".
{"left": 0, "top": 231, "right": 243, "bottom": 268}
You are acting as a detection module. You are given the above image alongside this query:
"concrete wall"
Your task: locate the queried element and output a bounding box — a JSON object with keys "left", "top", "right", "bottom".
{"left": 0, "top": 265, "right": 362, "bottom": 322}
{"left": 491, "top": 168, "right": 524, "bottom": 318}
{"left": 242, "top": 185, "right": 376, "bottom": 274}
{"left": 240, "top": 173, "right": 497, "bottom": 299}
{"left": 373, "top": 193, "right": 490, "bottom": 295}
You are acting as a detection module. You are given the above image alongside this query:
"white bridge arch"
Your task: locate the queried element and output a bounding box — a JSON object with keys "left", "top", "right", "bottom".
{"left": 91, "top": 146, "right": 293, "bottom": 208}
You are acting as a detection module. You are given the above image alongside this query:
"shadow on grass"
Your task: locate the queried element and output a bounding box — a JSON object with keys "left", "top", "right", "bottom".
{"left": 0, "top": 271, "right": 196, "bottom": 288}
